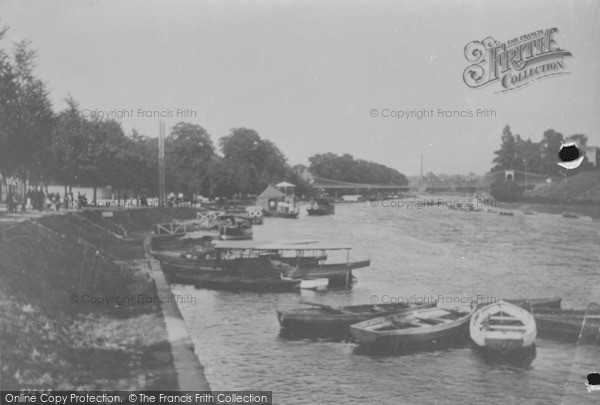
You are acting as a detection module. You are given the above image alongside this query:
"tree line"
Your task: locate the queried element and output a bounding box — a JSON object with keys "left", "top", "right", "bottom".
{"left": 489, "top": 124, "right": 596, "bottom": 201}
{"left": 306, "top": 153, "right": 409, "bottom": 185}
{"left": 1, "top": 27, "right": 408, "bottom": 204}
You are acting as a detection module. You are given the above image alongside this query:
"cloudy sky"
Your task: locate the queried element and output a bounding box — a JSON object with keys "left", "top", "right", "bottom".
{"left": 1, "top": 0, "right": 598, "bottom": 175}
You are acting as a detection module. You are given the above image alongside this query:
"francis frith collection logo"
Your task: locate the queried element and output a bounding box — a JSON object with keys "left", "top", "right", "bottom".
{"left": 463, "top": 28, "right": 572, "bottom": 92}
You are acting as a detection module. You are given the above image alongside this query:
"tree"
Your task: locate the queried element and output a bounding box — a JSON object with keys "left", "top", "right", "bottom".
{"left": 539, "top": 128, "right": 564, "bottom": 176}
{"left": 165, "top": 122, "right": 214, "bottom": 198}
{"left": 491, "top": 125, "right": 519, "bottom": 172}
{"left": 219, "top": 128, "right": 288, "bottom": 195}
{"left": 308, "top": 153, "right": 408, "bottom": 185}
{"left": 0, "top": 33, "right": 55, "bottom": 208}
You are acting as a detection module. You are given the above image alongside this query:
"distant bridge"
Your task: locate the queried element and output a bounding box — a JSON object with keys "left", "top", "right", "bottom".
{"left": 309, "top": 170, "right": 552, "bottom": 196}
{"left": 414, "top": 170, "right": 552, "bottom": 193}
{"left": 310, "top": 176, "right": 410, "bottom": 194}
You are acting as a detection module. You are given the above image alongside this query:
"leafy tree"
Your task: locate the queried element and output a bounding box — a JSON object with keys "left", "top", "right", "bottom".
{"left": 491, "top": 125, "right": 519, "bottom": 172}
{"left": 219, "top": 128, "right": 288, "bottom": 195}
{"left": 165, "top": 122, "right": 214, "bottom": 198}
{"left": 539, "top": 128, "right": 564, "bottom": 176}
{"left": 0, "top": 32, "right": 55, "bottom": 207}
{"left": 308, "top": 153, "right": 408, "bottom": 185}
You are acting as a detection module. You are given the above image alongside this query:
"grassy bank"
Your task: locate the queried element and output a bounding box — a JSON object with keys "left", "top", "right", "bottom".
{"left": 495, "top": 200, "right": 600, "bottom": 219}
{"left": 0, "top": 208, "right": 199, "bottom": 390}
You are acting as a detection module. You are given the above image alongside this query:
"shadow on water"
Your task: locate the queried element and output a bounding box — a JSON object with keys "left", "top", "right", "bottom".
{"left": 352, "top": 332, "right": 472, "bottom": 357}
{"left": 470, "top": 343, "right": 537, "bottom": 369}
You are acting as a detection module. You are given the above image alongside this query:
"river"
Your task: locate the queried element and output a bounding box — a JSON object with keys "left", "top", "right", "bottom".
{"left": 173, "top": 198, "right": 600, "bottom": 404}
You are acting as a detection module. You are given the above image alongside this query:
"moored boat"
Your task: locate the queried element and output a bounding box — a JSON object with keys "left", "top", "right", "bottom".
{"left": 273, "top": 201, "right": 300, "bottom": 218}
{"left": 498, "top": 211, "right": 514, "bottom": 216}
{"left": 562, "top": 212, "right": 579, "bottom": 219}
{"left": 152, "top": 240, "right": 370, "bottom": 289}
{"left": 306, "top": 197, "right": 335, "bottom": 216}
{"left": 192, "top": 274, "right": 301, "bottom": 293}
{"left": 218, "top": 214, "right": 253, "bottom": 240}
{"left": 277, "top": 300, "right": 436, "bottom": 339}
{"left": 530, "top": 303, "right": 600, "bottom": 343}
{"left": 350, "top": 304, "right": 476, "bottom": 354}
{"left": 482, "top": 296, "right": 562, "bottom": 310}
{"left": 470, "top": 301, "right": 537, "bottom": 365}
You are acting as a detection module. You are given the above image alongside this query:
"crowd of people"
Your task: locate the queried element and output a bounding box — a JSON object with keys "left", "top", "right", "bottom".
{"left": 3, "top": 188, "right": 92, "bottom": 213}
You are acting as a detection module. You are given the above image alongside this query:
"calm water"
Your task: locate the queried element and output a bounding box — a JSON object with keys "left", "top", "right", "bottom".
{"left": 173, "top": 199, "right": 600, "bottom": 404}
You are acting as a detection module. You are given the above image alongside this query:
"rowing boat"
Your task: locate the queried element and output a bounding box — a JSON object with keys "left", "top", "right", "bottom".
{"left": 277, "top": 301, "right": 436, "bottom": 339}
{"left": 350, "top": 304, "right": 476, "bottom": 354}
{"left": 479, "top": 297, "right": 562, "bottom": 310}
{"left": 470, "top": 301, "right": 537, "bottom": 365}
{"left": 530, "top": 304, "right": 600, "bottom": 343}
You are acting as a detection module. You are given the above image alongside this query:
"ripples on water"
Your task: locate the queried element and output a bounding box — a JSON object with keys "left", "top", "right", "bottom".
{"left": 174, "top": 200, "right": 600, "bottom": 404}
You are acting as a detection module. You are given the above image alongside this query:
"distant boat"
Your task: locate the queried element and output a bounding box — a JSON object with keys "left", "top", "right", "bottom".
{"left": 562, "top": 212, "right": 579, "bottom": 219}
{"left": 523, "top": 210, "right": 535, "bottom": 215}
{"left": 350, "top": 304, "right": 476, "bottom": 354}
{"left": 273, "top": 201, "right": 300, "bottom": 218}
{"left": 470, "top": 301, "right": 537, "bottom": 365}
{"left": 498, "top": 211, "right": 514, "bottom": 216}
{"left": 277, "top": 301, "right": 436, "bottom": 339}
{"left": 306, "top": 197, "right": 335, "bottom": 216}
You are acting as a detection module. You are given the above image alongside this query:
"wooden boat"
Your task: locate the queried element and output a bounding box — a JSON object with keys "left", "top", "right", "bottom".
{"left": 277, "top": 301, "right": 436, "bottom": 339}
{"left": 487, "top": 296, "right": 562, "bottom": 310}
{"left": 215, "top": 241, "right": 370, "bottom": 287}
{"left": 306, "top": 197, "right": 335, "bottom": 216}
{"left": 152, "top": 241, "right": 370, "bottom": 288}
{"left": 562, "top": 212, "right": 579, "bottom": 219}
{"left": 218, "top": 214, "right": 253, "bottom": 240}
{"left": 470, "top": 301, "right": 537, "bottom": 365}
{"left": 498, "top": 211, "right": 514, "bottom": 216}
{"left": 530, "top": 304, "right": 600, "bottom": 343}
{"left": 192, "top": 274, "right": 301, "bottom": 293}
{"left": 350, "top": 304, "right": 476, "bottom": 354}
{"left": 523, "top": 210, "right": 535, "bottom": 215}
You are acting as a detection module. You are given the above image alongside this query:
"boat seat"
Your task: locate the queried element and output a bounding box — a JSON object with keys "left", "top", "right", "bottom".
{"left": 488, "top": 325, "right": 527, "bottom": 331}
{"left": 489, "top": 316, "right": 519, "bottom": 321}
{"left": 414, "top": 317, "right": 449, "bottom": 325}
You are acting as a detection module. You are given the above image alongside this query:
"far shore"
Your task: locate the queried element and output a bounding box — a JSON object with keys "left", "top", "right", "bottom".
{"left": 494, "top": 200, "right": 600, "bottom": 220}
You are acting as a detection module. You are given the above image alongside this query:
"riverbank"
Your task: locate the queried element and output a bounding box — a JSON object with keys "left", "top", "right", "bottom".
{"left": 495, "top": 200, "right": 600, "bottom": 219}
{"left": 0, "top": 208, "right": 208, "bottom": 390}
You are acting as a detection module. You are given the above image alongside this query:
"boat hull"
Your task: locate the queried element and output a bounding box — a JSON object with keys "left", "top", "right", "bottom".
{"left": 306, "top": 207, "right": 335, "bottom": 215}
{"left": 469, "top": 301, "right": 537, "bottom": 365}
{"left": 278, "top": 302, "right": 436, "bottom": 339}
{"left": 351, "top": 306, "right": 475, "bottom": 354}
{"left": 531, "top": 306, "right": 600, "bottom": 343}
{"left": 471, "top": 343, "right": 537, "bottom": 367}
{"left": 193, "top": 276, "right": 301, "bottom": 293}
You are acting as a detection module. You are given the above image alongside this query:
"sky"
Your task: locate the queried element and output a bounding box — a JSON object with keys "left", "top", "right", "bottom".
{"left": 1, "top": 0, "right": 599, "bottom": 176}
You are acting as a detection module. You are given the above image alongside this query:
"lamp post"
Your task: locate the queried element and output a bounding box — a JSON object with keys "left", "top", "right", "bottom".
{"left": 523, "top": 159, "right": 528, "bottom": 192}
